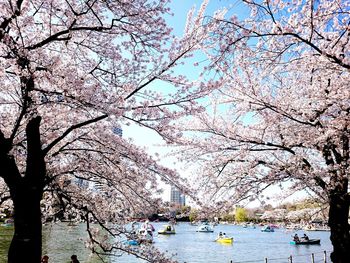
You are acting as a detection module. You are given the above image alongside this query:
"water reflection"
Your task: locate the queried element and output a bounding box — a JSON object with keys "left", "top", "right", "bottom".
{"left": 42, "top": 223, "right": 107, "bottom": 263}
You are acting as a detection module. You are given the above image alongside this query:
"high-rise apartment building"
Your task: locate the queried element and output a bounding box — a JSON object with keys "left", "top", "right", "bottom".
{"left": 91, "top": 125, "right": 122, "bottom": 192}
{"left": 170, "top": 185, "right": 185, "bottom": 206}
{"left": 112, "top": 126, "right": 123, "bottom": 137}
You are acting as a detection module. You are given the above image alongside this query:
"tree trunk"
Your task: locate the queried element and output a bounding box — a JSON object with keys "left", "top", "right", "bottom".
{"left": 8, "top": 186, "right": 43, "bottom": 263}
{"left": 328, "top": 178, "right": 350, "bottom": 263}
{"left": 1, "top": 117, "right": 46, "bottom": 263}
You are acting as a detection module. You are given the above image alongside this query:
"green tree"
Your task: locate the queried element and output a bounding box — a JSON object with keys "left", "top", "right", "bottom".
{"left": 189, "top": 208, "right": 198, "bottom": 222}
{"left": 235, "top": 207, "right": 248, "bottom": 223}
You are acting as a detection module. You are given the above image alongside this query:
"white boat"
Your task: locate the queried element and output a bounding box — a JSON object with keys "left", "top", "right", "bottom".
{"left": 303, "top": 224, "right": 330, "bottom": 231}
{"left": 243, "top": 223, "right": 256, "bottom": 229}
{"left": 286, "top": 224, "right": 302, "bottom": 231}
{"left": 1, "top": 218, "right": 14, "bottom": 227}
{"left": 261, "top": 225, "right": 274, "bottom": 232}
{"left": 140, "top": 221, "right": 155, "bottom": 233}
{"left": 196, "top": 223, "right": 214, "bottom": 232}
{"left": 126, "top": 222, "right": 154, "bottom": 245}
{"left": 137, "top": 228, "right": 153, "bottom": 243}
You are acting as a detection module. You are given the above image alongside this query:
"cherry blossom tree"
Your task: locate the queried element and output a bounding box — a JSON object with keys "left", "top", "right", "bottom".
{"left": 174, "top": 1, "right": 350, "bottom": 262}
{"left": 0, "top": 0, "right": 210, "bottom": 262}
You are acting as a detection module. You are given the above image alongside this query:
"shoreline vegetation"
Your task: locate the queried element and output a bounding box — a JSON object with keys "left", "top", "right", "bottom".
{"left": 0, "top": 198, "right": 335, "bottom": 229}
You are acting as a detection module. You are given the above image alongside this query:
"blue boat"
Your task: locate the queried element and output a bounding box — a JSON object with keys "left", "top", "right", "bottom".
{"left": 1, "top": 218, "right": 14, "bottom": 227}
{"left": 126, "top": 240, "right": 139, "bottom": 246}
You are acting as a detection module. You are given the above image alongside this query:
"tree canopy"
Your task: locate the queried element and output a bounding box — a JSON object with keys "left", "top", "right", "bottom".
{"left": 1, "top": 0, "right": 350, "bottom": 262}
{"left": 0, "top": 0, "right": 208, "bottom": 261}
{"left": 172, "top": 1, "right": 350, "bottom": 262}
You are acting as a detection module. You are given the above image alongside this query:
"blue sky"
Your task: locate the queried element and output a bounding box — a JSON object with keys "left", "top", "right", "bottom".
{"left": 123, "top": 0, "right": 250, "bottom": 203}
{"left": 167, "top": 0, "right": 249, "bottom": 36}
{"left": 123, "top": 1, "right": 301, "bottom": 207}
{"left": 123, "top": 1, "right": 212, "bottom": 202}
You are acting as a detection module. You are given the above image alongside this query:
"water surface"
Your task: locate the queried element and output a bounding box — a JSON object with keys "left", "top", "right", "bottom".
{"left": 0, "top": 222, "right": 333, "bottom": 263}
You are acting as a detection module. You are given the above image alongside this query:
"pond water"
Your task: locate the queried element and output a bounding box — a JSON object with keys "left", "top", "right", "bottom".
{"left": 0, "top": 222, "right": 333, "bottom": 263}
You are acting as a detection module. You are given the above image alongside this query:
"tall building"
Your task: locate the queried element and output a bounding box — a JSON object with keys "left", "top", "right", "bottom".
{"left": 76, "top": 178, "right": 89, "bottom": 189}
{"left": 90, "top": 126, "right": 122, "bottom": 193}
{"left": 112, "top": 126, "right": 123, "bottom": 137}
{"left": 170, "top": 185, "right": 185, "bottom": 206}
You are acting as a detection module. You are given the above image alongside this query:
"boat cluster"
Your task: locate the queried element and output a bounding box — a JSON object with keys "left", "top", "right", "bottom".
{"left": 124, "top": 221, "right": 321, "bottom": 246}
{"left": 260, "top": 224, "right": 321, "bottom": 245}
{"left": 125, "top": 221, "right": 176, "bottom": 246}
{"left": 194, "top": 221, "right": 234, "bottom": 243}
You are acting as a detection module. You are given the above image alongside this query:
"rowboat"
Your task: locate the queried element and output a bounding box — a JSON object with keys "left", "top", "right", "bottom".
{"left": 158, "top": 224, "right": 176, "bottom": 235}
{"left": 242, "top": 223, "right": 256, "bottom": 229}
{"left": 126, "top": 240, "right": 139, "bottom": 246}
{"left": 261, "top": 225, "right": 274, "bottom": 232}
{"left": 1, "top": 218, "right": 14, "bottom": 227}
{"left": 196, "top": 223, "right": 214, "bottom": 232}
{"left": 216, "top": 237, "right": 233, "bottom": 244}
{"left": 290, "top": 239, "right": 321, "bottom": 245}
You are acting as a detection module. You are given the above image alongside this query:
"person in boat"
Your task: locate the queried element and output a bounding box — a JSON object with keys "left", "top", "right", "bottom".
{"left": 41, "top": 255, "right": 49, "bottom": 263}
{"left": 222, "top": 233, "right": 227, "bottom": 238}
{"left": 141, "top": 220, "right": 155, "bottom": 236}
{"left": 293, "top": 233, "right": 300, "bottom": 242}
{"left": 302, "top": 233, "right": 309, "bottom": 241}
{"left": 142, "top": 220, "right": 155, "bottom": 231}
{"left": 130, "top": 222, "right": 139, "bottom": 239}
{"left": 217, "top": 232, "right": 223, "bottom": 238}
{"left": 70, "top": 255, "right": 80, "bottom": 263}
{"left": 138, "top": 228, "right": 153, "bottom": 243}
{"left": 166, "top": 225, "right": 172, "bottom": 231}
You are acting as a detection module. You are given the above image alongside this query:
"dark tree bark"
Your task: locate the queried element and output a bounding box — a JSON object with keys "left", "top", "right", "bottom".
{"left": 0, "top": 117, "right": 45, "bottom": 263}
{"left": 328, "top": 177, "right": 350, "bottom": 263}
{"left": 8, "top": 185, "right": 43, "bottom": 263}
